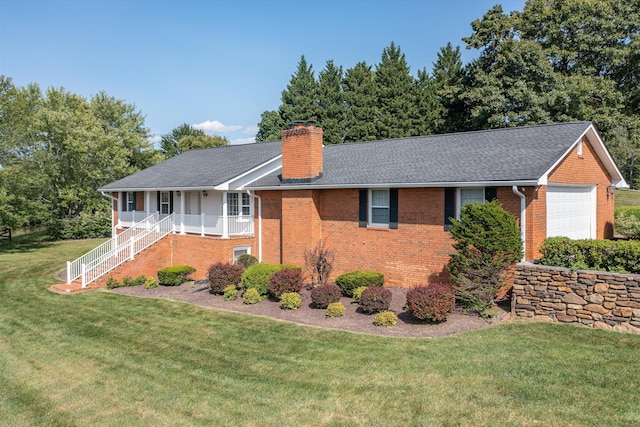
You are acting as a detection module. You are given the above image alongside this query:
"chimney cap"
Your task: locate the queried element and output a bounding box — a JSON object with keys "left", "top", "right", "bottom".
{"left": 290, "top": 120, "right": 317, "bottom": 128}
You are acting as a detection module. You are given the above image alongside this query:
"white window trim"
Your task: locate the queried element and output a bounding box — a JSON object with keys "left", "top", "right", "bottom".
{"left": 233, "top": 246, "right": 251, "bottom": 264}
{"left": 369, "top": 188, "right": 390, "bottom": 227}
{"left": 456, "top": 187, "right": 485, "bottom": 218}
{"left": 227, "top": 192, "right": 252, "bottom": 217}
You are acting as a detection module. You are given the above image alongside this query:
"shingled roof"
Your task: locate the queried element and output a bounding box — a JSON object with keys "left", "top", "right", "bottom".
{"left": 100, "top": 121, "right": 624, "bottom": 192}
{"left": 249, "top": 121, "right": 596, "bottom": 188}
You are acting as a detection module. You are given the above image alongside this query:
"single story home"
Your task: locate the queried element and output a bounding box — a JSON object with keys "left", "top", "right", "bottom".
{"left": 70, "top": 121, "right": 628, "bottom": 288}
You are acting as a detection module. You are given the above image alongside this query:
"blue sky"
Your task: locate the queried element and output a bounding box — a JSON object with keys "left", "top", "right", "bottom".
{"left": 1, "top": 0, "right": 526, "bottom": 145}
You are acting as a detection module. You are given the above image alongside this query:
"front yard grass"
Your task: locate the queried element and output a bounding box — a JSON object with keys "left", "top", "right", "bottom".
{"left": 1, "top": 236, "right": 639, "bottom": 426}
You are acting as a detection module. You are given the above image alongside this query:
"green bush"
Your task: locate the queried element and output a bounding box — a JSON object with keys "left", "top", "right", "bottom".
{"left": 311, "top": 284, "right": 342, "bottom": 309}
{"left": 352, "top": 286, "right": 368, "bottom": 303}
{"left": 241, "top": 263, "right": 300, "bottom": 297}
{"left": 243, "top": 287, "right": 263, "bottom": 304}
{"left": 269, "top": 268, "right": 304, "bottom": 299}
{"left": 157, "top": 265, "right": 195, "bottom": 286}
{"left": 207, "top": 262, "right": 244, "bottom": 294}
{"left": 405, "top": 283, "right": 456, "bottom": 323}
{"left": 359, "top": 286, "right": 392, "bottom": 314}
{"left": 105, "top": 277, "right": 120, "bottom": 289}
{"left": 325, "top": 302, "right": 345, "bottom": 318}
{"left": 144, "top": 276, "right": 158, "bottom": 289}
{"left": 280, "top": 292, "right": 302, "bottom": 310}
{"left": 448, "top": 200, "right": 523, "bottom": 314}
{"left": 223, "top": 285, "right": 238, "bottom": 301}
{"left": 539, "top": 236, "right": 640, "bottom": 273}
{"left": 615, "top": 206, "right": 640, "bottom": 240}
{"left": 47, "top": 209, "right": 111, "bottom": 240}
{"left": 237, "top": 254, "right": 258, "bottom": 268}
{"left": 335, "top": 270, "right": 384, "bottom": 297}
{"left": 373, "top": 311, "right": 397, "bottom": 326}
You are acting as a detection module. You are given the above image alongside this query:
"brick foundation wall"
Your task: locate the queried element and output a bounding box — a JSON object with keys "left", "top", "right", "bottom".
{"left": 513, "top": 262, "right": 640, "bottom": 334}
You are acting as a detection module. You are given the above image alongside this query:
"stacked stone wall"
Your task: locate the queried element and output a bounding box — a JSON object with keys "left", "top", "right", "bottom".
{"left": 513, "top": 263, "right": 640, "bottom": 334}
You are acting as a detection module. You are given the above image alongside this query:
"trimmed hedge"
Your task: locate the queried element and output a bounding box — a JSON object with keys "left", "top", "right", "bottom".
{"left": 325, "top": 302, "right": 345, "bottom": 318}
{"left": 157, "top": 266, "right": 195, "bottom": 286}
{"left": 359, "top": 286, "right": 392, "bottom": 314}
{"left": 207, "top": 262, "right": 244, "bottom": 294}
{"left": 405, "top": 283, "right": 456, "bottom": 323}
{"left": 241, "top": 263, "right": 300, "bottom": 297}
{"left": 335, "top": 270, "right": 384, "bottom": 297}
{"left": 268, "top": 268, "right": 304, "bottom": 299}
{"left": 280, "top": 292, "right": 302, "bottom": 310}
{"left": 311, "top": 284, "right": 342, "bottom": 309}
{"left": 539, "top": 237, "right": 640, "bottom": 274}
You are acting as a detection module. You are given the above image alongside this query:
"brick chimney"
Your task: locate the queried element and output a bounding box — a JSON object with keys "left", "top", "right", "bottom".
{"left": 281, "top": 121, "right": 323, "bottom": 183}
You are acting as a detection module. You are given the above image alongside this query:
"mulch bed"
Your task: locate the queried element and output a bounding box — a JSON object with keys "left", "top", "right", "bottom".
{"left": 110, "top": 281, "right": 510, "bottom": 338}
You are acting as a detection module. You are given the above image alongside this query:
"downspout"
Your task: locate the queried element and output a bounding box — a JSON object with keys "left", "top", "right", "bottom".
{"left": 512, "top": 186, "right": 526, "bottom": 262}
{"left": 101, "top": 191, "right": 119, "bottom": 238}
{"left": 247, "top": 190, "right": 262, "bottom": 262}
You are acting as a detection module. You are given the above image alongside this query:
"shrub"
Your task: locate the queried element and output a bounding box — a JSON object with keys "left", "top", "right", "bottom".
{"left": 325, "top": 302, "right": 345, "bottom": 318}
{"left": 243, "top": 287, "right": 262, "bottom": 304}
{"left": 207, "top": 262, "right": 244, "bottom": 294}
{"left": 359, "top": 286, "right": 392, "bottom": 314}
{"left": 304, "top": 239, "right": 335, "bottom": 285}
{"left": 144, "top": 276, "right": 158, "bottom": 289}
{"left": 448, "top": 200, "right": 522, "bottom": 313}
{"left": 352, "top": 286, "right": 368, "bottom": 303}
{"left": 269, "top": 268, "right": 304, "bottom": 299}
{"left": 157, "top": 265, "right": 195, "bottom": 286}
{"left": 105, "top": 277, "right": 120, "bottom": 289}
{"left": 539, "top": 236, "right": 640, "bottom": 274}
{"left": 373, "top": 311, "right": 397, "bottom": 326}
{"left": 310, "top": 283, "right": 342, "bottom": 309}
{"left": 405, "top": 283, "right": 456, "bottom": 322}
{"left": 335, "top": 270, "right": 384, "bottom": 297}
{"left": 241, "top": 263, "right": 300, "bottom": 297}
{"left": 280, "top": 292, "right": 302, "bottom": 310}
{"left": 237, "top": 254, "right": 258, "bottom": 268}
{"left": 223, "top": 284, "right": 238, "bottom": 301}
{"left": 615, "top": 206, "right": 640, "bottom": 240}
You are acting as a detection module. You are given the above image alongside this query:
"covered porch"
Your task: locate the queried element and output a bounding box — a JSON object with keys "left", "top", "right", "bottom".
{"left": 116, "top": 189, "right": 255, "bottom": 238}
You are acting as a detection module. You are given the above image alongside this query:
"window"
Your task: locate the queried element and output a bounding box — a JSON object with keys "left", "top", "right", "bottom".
{"left": 459, "top": 188, "right": 485, "bottom": 208}
{"left": 233, "top": 246, "right": 251, "bottom": 264}
{"left": 228, "top": 193, "right": 250, "bottom": 216}
{"left": 370, "top": 189, "right": 390, "bottom": 226}
{"left": 160, "top": 191, "right": 170, "bottom": 215}
{"left": 127, "top": 192, "right": 135, "bottom": 211}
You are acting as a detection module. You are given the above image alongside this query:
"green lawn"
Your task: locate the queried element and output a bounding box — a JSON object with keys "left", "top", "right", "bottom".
{"left": 616, "top": 188, "right": 640, "bottom": 208}
{"left": 1, "top": 235, "right": 639, "bottom": 426}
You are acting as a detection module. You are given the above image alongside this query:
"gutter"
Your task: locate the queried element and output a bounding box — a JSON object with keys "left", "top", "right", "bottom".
{"left": 512, "top": 186, "right": 526, "bottom": 262}
{"left": 246, "top": 190, "right": 262, "bottom": 262}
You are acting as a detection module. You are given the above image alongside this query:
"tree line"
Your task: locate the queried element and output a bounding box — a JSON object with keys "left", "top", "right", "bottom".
{"left": 257, "top": 0, "right": 640, "bottom": 188}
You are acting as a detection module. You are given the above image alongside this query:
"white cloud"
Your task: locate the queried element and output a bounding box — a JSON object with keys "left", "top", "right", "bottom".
{"left": 231, "top": 136, "right": 256, "bottom": 145}
{"left": 243, "top": 124, "right": 259, "bottom": 135}
{"left": 193, "top": 120, "right": 242, "bottom": 134}
{"left": 148, "top": 134, "right": 161, "bottom": 146}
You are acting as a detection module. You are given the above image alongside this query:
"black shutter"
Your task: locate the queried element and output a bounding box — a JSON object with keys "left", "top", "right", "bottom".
{"left": 389, "top": 188, "right": 398, "bottom": 229}
{"left": 444, "top": 188, "right": 455, "bottom": 231}
{"left": 170, "top": 192, "right": 174, "bottom": 214}
{"left": 359, "top": 189, "right": 367, "bottom": 227}
{"left": 157, "top": 191, "right": 161, "bottom": 213}
{"left": 121, "top": 192, "right": 128, "bottom": 212}
{"left": 485, "top": 187, "right": 497, "bottom": 202}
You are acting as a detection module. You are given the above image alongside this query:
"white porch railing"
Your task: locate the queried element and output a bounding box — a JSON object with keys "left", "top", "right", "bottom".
{"left": 118, "top": 210, "right": 150, "bottom": 228}
{"left": 176, "top": 214, "right": 253, "bottom": 236}
{"left": 67, "top": 214, "right": 174, "bottom": 288}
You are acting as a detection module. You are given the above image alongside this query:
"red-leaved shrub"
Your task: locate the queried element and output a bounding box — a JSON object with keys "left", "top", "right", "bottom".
{"left": 311, "top": 284, "right": 342, "bottom": 309}
{"left": 269, "top": 268, "right": 304, "bottom": 299}
{"left": 207, "top": 262, "right": 244, "bottom": 294}
{"left": 359, "top": 286, "right": 392, "bottom": 314}
{"left": 405, "top": 283, "right": 455, "bottom": 322}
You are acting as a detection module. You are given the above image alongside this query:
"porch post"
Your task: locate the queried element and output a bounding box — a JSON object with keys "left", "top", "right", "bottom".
{"left": 146, "top": 191, "right": 152, "bottom": 216}
{"left": 222, "top": 191, "right": 229, "bottom": 239}
{"left": 180, "top": 191, "right": 186, "bottom": 235}
{"left": 117, "top": 193, "right": 122, "bottom": 228}
{"left": 201, "top": 213, "right": 205, "bottom": 237}
{"left": 67, "top": 261, "right": 71, "bottom": 284}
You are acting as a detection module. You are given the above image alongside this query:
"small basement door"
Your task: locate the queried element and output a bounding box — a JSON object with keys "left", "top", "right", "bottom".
{"left": 546, "top": 185, "right": 596, "bottom": 240}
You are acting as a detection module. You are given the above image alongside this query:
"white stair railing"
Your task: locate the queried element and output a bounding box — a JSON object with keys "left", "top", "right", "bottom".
{"left": 67, "top": 213, "right": 173, "bottom": 288}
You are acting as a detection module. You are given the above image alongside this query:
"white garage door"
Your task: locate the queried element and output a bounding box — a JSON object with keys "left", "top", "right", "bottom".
{"left": 547, "top": 186, "right": 595, "bottom": 239}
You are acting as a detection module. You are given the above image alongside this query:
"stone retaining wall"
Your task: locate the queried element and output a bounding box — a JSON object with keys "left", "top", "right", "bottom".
{"left": 513, "top": 262, "right": 640, "bottom": 334}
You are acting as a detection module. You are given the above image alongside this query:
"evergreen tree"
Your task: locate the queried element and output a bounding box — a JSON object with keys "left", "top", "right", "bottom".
{"left": 432, "top": 43, "right": 467, "bottom": 133}
{"left": 342, "top": 61, "right": 377, "bottom": 143}
{"left": 256, "top": 110, "right": 286, "bottom": 142}
{"left": 279, "top": 55, "right": 319, "bottom": 125}
{"left": 317, "top": 60, "right": 346, "bottom": 144}
{"left": 413, "top": 68, "right": 439, "bottom": 136}
{"left": 374, "top": 42, "right": 416, "bottom": 139}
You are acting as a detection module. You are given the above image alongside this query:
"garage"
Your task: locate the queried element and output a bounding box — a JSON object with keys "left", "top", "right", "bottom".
{"left": 546, "top": 186, "right": 596, "bottom": 240}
